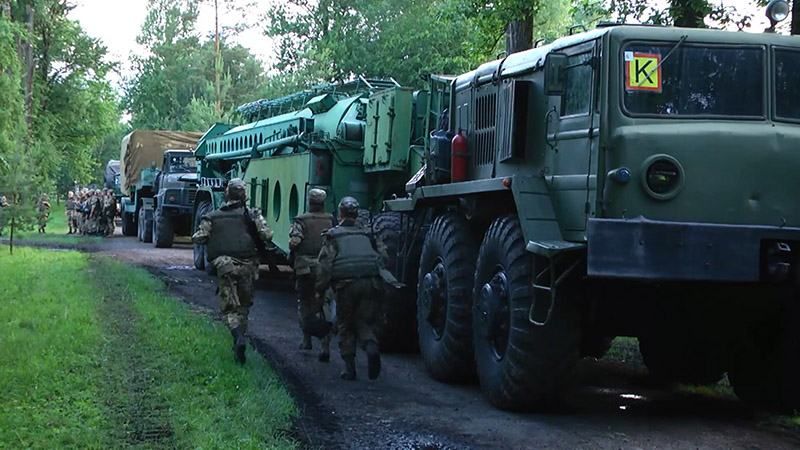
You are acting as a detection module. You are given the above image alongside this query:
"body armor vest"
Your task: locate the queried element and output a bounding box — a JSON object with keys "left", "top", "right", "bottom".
{"left": 329, "top": 225, "right": 380, "bottom": 280}
{"left": 295, "top": 212, "right": 335, "bottom": 257}
{"left": 206, "top": 206, "right": 257, "bottom": 261}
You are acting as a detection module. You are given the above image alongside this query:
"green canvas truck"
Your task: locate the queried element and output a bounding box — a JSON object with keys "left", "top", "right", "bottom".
{"left": 119, "top": 130, "right": 203, "bottom": 245}
{"left": 193, "top": 8, "right": 800, "bottom": 411}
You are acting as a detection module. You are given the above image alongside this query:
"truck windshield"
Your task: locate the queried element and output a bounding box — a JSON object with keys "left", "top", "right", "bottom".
{"left": 623, "top": 44, "right": 764, "bottom": 118}
{"left": 168, "top": 156, "right": 196, "bottom": 172}
{"left": 775, "top": 48, "right": 800, "bottom": 121}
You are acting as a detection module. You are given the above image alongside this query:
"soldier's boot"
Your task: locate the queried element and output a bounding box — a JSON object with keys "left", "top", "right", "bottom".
{"left": 318, "top": 334, "right": 331, "bottom": 363}
{"left": 231, "top": 327, "right": 247, "bottom": 365}
{"left": 366, "top": 340, "right": 381, "bottom": 380}
{"left": 299, "top": 333, "right": 312, "bottom": 350}
{"left": 340, "top": 355, "right": 356, "bottom": 381}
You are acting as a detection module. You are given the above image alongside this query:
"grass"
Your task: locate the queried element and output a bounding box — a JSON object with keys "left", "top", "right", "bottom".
{"left": 0, "top": 247, "right": 297, "bottom": 449}
{"left": 7, "top": 208, "right": 103, "bottom": 246}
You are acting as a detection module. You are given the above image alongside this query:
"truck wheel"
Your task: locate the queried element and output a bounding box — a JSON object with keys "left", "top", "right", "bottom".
{"left": 729, "top": 293, "right": 800, "bottom": 411}
{"left": 193, "top": 201, "right": 212, "bottom": 272}
{"left": 373, "top": 212, "right": 417, "bottom": 352}
{"left": 472, "top": 216, "right": 581, "bottom": 410}
{"left": 140, "top": 209, "right": 153, "bottom": 243}
{"left": 416, "top": 213, "right": 477, "bottom": 381}
{"left": 153, "top": 209, "right": 174, "bottom": 248}
{"left": 121, "top": 211, "right": 137, "bottom": 236}
{"left": 638, "top": 336, "right": 725, "bottom": 385}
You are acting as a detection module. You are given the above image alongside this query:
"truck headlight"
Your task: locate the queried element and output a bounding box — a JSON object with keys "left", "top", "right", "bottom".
{"left": 168, "top": 195, "right": 177, "bottom": 203}
{"left": 641, "top": 155, "right": 684, "bottom": 200}
{"left": 766, "top": 0, "right": 789, "bottom": 32}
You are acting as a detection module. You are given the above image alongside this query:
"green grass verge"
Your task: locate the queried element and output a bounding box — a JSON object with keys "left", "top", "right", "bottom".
{"left": 9, "top": 208, "right": 103, "bottom": 245}
{"left": 0, "top": 248, "right": 297, "bottom": 449}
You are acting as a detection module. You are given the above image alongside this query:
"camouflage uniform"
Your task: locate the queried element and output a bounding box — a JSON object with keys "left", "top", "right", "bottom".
{"left": 0, "top": 195, "right": 8, "bottom": 236}
{"left": 103, "top": 190, "right": 116, "bottom": 236}
{"left": 37, "top": 195, "right": 51, "bottom": 233}
{"left": 66, "top": 192, "right": 78, "bottom": 234}
{"left": 289, "top": 188, "right": 336, "bottom": 361}
{"left": 192, "top": 178, "right": 273, "bottom": 364}
{"left": 316, "top": 196, "right": 387, "bottom": 380}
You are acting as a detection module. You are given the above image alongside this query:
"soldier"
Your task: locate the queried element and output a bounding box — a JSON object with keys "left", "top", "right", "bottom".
{"left": 0, "top": 195, "right": 8, "bottom": 236}
{"left": 192, "top": 178, "right": 274, "bottom": 364}
{"left": 36, "top": 194, "right": 51, "bottom": 234}
{"left": 316, "top": 196, "right": 387, "bottom": 381}
{"left": 289, "top": 188, "right": 336, "bottom": 361}
{"left": 66, "top": 191, "right": 77, "bottom": 234}
{"left": 90, "top": 190, "right": 103, "bottom": 235}
{"left": 104, "top": 190, "right": 116, "bottom": 236}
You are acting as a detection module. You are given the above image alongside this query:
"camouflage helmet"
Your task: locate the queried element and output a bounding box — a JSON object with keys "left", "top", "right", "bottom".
{"left": 307, "top": 188, "right": 327, "bottom": 205}
{"left": 337, "top": 196, "right": 359, "bottom": 218}
{"left": 226, "top": 178, "right": 247, "bottom": 202}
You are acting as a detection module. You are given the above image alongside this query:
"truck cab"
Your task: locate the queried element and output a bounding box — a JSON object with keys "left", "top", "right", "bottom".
{"left": 151, "top": 150, "right": 198, "bottom": 248}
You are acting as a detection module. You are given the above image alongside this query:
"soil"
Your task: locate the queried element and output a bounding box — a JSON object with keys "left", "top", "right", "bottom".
{"left": 28, "top": 230, "right": 800, "bottom": 449}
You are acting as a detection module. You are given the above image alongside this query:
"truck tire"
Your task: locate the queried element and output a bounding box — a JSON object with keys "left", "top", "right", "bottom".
{"left": 638, "top": 336, "right": 725, "bottom": 385}
{"left": 153, "top": 209, "right": 174, "bottom": 248}
{"left": 121, "top": 211, "right": 137, "bottom": 237}
{"left": 729, "top": 293, "right": 800, "bottom": 411}
{"left": 193, "top": 201, "right": 212, "bottom": 272}
{"left": 416, "top": 213, "right": 477, "bottom": 382}
{"left": 472, "top": 216, "right": 580, "bottom": 410}
{"left": 372, "top": 212, "right": 417, "bottom": 352}
{"left": 139, "top": 209, "right": 153, "bottom": 243}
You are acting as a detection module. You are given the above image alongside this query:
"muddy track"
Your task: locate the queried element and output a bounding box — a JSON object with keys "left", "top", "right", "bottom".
{"left": 91, "top": 259, "right": 175, "bottom": 448}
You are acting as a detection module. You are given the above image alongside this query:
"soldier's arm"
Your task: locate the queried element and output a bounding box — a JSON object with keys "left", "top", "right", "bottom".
{"left": 288, "top": 220, "right": 304, "bottom": 250}
{"left": 315, "top": 235, "right": 334, "bottom": 293}
{"left": 248, "top": 208, "right": 274, "bottom": 244}
{"left": 191, "top": 217, "right": 212, "bottom": 244}
{"left": 374, "top": 235, "right": 389, "bottom": 266}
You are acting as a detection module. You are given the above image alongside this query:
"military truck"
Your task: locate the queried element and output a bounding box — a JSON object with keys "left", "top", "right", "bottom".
{"left": 193, "top": 7, "right": 800, "bottom": 411}
{"left": 119, "top": 130, "right": 203, "bottom": 245}
{"left": 104, "top": 160, "right": 122, "bottom": 200}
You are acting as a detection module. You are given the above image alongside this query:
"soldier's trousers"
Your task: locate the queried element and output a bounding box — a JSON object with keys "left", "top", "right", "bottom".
{"left": 215, "top": 259, "right": 257, "bottom": 333}
{"left": 333, "top": 277, "right": 382, "bottom": 358}
{"left": 296, "top": 273, "right": 326, "bottom": 335}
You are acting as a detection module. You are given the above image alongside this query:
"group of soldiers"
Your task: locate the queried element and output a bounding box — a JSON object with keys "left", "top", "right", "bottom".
{"left": 193, "top": 179, "right": 388, "bottom": 381}
{"left": 65, "top": 188, "right": 117, "bottom": 236}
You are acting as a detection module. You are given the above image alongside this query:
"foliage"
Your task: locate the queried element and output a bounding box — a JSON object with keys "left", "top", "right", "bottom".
{"left": 0, "top": 247, "right": 298, "bottom": 448}
{"left": 1, "top": 0, "right": 121, "bottom": 195}
{"left": 0, "top": 151, "right": 43, "bottom": 254}
{"left": 125, "top": 0, "right": 266, "bottom": 131}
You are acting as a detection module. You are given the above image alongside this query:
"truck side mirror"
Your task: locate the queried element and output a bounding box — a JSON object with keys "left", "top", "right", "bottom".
{"left": 544, "top": 52, "right": 568, "bottom": 96}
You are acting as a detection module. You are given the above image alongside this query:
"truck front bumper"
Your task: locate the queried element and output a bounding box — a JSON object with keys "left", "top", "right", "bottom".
{"left": 587, "top": 217, "right": 800, "bottom": 282}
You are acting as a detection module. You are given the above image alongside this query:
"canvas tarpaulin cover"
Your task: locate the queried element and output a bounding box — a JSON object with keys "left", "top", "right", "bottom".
{"left": 120, "top": 130, "right": 203, "bottom": 195}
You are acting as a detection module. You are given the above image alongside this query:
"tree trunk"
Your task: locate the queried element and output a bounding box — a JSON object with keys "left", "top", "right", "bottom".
{"left": 17, "top": 1, "right": 34, "bottom": 132}
{"left": 9, "top": 215, "right": 14, "bottom": 255}
{"left": 505, "top": 16, "right": 533, "bottom": 55}
{"left": 792, "top": 0, "right": 800, "bottom": 35}
{"left": 670, "top": 0, "right": 709, "bottom": 28}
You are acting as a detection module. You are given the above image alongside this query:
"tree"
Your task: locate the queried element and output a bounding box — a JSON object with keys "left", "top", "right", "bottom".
{"left": 125, "top": 0, "right": 265, "bottom": 130}
{"left": 0, "top": 151, "right": 41, "bottom": 254}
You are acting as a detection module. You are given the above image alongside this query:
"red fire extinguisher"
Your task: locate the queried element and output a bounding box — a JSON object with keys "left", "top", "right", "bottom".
{"left": 451, "top": 130, "right": 468, "bottom": 183}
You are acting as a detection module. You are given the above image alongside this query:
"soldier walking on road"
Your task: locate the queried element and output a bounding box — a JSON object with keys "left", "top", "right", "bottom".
{"left": 37, "top": 194, "right": 51, "bottom": 234}
{"left": 192, "top": 179, "right": 274, "bottom": 364}
{"left": 316, "top": 196, "right": 387, "bottom": 381}
{"left": 289, "top": 188, "right": 336, "bottom": 362}
{"left": 0, "top": 195, "right": 8, "bottom": 236}
{"left": 103, "top": 189, "right": 116, "bottom": 236}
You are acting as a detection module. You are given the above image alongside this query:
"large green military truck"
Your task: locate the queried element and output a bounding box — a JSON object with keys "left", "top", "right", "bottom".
{"left": 119, "top": 130, "right": 203, "bottom": 245}
{"left": 194, "top": 11, "right": 800, "bottom": 410}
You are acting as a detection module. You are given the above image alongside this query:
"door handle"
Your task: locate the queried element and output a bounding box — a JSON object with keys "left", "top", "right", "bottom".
{"left": 544, "top": 106, "right": 558, "bottom": 153}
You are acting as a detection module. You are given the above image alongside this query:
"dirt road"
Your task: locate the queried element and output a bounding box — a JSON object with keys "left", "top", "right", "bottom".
{"left": 91, "top": 233, "right": 800, "bottom": 449}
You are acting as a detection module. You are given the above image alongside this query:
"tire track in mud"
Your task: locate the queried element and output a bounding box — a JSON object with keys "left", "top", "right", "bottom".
{"left": 91, "top": 260, "right": 175, "bottom": 448}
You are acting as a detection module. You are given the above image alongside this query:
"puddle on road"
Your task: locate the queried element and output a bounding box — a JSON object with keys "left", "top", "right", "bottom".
{"left": 164, "top": 265, "right": 194, "bottom": 271}
{"left": 368, "top": 433, "right": 468, "bottom": 450}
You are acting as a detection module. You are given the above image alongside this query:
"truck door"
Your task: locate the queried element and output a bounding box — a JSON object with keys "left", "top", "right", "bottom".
{"left": 545, "top": 40, "right": 600, "bottom": 241}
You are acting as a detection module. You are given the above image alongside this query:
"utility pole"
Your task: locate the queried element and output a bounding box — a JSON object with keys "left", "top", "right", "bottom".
{"left": 214, "top": 0, "right": 222, "bottom": 116}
